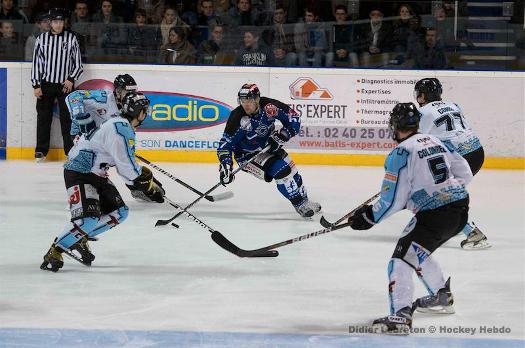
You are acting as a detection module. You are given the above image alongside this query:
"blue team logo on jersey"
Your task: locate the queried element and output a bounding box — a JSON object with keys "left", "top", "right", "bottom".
{"left": 139, "top": 92, "right": 233, "bottom": 132}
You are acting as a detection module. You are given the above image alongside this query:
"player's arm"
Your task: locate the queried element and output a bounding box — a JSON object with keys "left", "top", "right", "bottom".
{"left": 66, "top": 90, "right": 95, "bottom": 136}
{"left": 217, "top": 109, "right": 246, "bottom": 185}
{"left": 371, "top": 148, "right": 411, "bottom": 223}
{"left": 350, "top": 147, "right": 411, "bottom": 230}
{"left": 417, "top": 110, "right": 433, "bottom": 134}
{"left": 108, "top": 121, "right": 164, "bottom": 203}
{"left": 273, "top": 99, "right": 300, "bottom": 137}
{"left": 443, "top": 141, "right": 473, "bottom": 186}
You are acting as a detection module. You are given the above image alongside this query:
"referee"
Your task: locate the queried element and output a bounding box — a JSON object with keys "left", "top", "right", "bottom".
{"left": 31, "top": 8, "right": 83, "bottom": 162}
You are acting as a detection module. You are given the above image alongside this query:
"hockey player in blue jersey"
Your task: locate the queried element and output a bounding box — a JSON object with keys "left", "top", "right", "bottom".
{"left": 348, "top": 103, "right": 473, "bottom": 334}
{"left": 40, "top": 92, "right": 164, "bottom": 272}
{"left": 414, "top": 78, "right": 489, "bottom": 249}
{"left": 66, "top": 74, "right": 164, "bottom": 202}
{"left": 217, "top": 83, "right": 321, "bottom": 218}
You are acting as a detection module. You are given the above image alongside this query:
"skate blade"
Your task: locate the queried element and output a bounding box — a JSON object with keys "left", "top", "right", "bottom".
{"left": 416, "top": 305, "right": 455, "bottom": 314}
{"left": 461, "top": 240, "right": 492, "bottom": 250}
{"left": 371, "top": 323, "right": 410, "bottom": 336}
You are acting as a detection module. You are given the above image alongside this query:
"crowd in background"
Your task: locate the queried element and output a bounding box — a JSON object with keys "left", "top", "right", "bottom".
{"left": 0, "top": 0, "right": 524, "bottom": 69}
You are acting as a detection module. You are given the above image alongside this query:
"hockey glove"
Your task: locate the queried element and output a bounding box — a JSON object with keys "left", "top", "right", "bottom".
{"left": 267, "top": 129, "right": 290, "bottom": 153}
{"left": 128, "top": 166, "right": 165, "bottom": 203}
{"left": 219, "top": 161, "right": 235, "bottom": 186}
{"left": 349, "top": 205, "right": 375, "bottom": 230}
{"left": 76, "top": 112, "right": 96, "bottom": 134}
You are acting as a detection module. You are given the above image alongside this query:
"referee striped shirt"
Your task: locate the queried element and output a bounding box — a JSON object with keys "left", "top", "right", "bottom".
{"left": 31, "top": 30, "right": 83, "bottom": 88}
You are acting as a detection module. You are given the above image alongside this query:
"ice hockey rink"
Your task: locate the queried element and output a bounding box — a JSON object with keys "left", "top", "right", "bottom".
{"left": 0, "top": 160, "right": 523, "bottom": 348}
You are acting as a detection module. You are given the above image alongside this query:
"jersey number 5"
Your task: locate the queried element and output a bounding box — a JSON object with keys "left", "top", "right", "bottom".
{"left": 427, "top": 156, "right": 448, "bottom": 184}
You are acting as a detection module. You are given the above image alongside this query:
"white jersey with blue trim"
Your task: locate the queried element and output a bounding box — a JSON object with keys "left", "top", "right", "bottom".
{"left": 66, "top": 89, "right": 120, "bottom": 136}
{"left": 371, "top": 133, "right": 473, "bottom": 223}
{"left": 64, "top": 117, "right": 142, "bottom": 184}
{"left": 418, "top": 101, "right": 481, "bottom": 156}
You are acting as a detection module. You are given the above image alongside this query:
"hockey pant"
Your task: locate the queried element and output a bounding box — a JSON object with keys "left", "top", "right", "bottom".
{"left": 460, "top": 147, "right": 484, "bottom": 237}
{"left": 240, "top": 149, "right": 308, "bottom": 207}
{"left": 55, "top": 170, "right": 129, "bottom": 250}
{"left": 386, "top": 198, "right": 469, "bottom": 313}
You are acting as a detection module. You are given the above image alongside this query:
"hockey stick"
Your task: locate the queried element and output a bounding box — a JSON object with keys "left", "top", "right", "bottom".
{"left": 319, "top": 191, "right": 381, "bottom": 228}
{"left": 155, "top": 145, "right": 272, "bottom": 227}
{"left": 163, "top": 197, "right": 278, "bottom": 257}
{"left": 211, "top": 192, "right": 380, "bottom": 257}
{"left": 135, "top": 154, "right": 234, "bottom": 202}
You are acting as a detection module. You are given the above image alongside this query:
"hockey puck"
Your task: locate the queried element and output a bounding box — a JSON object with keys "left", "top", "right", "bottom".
{"left": 171, "top": 223, "right": 179, "bottom": 228}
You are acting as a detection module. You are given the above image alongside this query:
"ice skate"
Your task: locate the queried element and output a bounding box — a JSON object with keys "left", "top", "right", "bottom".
{"left": 295, "top": 200, "right": 322, "bottom": 218}
{"left": 371, "top": 306, "right": 413, "bottom": 335}
{"left": 414, "top": 277, "right": 455, "bottom": 314}
{"left": 461, "top": 224, "right": 491, "bottom": 250}
{"left": 40, "top": 243, "right": 64, "bottom": 272}
{"left": 71, "top": 236, "right": 95, "bottom": 266}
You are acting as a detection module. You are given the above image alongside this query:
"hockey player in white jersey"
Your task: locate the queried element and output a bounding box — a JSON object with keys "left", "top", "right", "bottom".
{"left": 66, "top": 74, "right": 164, "bottom": 202}
{"left": 66, "top": 74, "right": 138, "bottom": 137}
{"left": 414, "top": 78, "right": 489, "bottom": 249}
{"left": 348, "top": 103, "right": 473, "bottom": 334}
{"left": 41, "top": 92, "right": 164, "bottom": 272}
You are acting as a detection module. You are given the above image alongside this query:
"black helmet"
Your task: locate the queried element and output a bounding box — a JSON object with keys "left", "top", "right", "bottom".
{"left": 48, "top": 8, "right": 66, "bottom": 21}
{"left": 238, "top": 83, "right": 260, "bottom": 102}
{"left": 414, "top": 78, "right": 442, "bottom": 104}
{"left": 389, "top": 102, "right": 421, "bottom": 142}
{"left": 121, "top": 92, "right": 150, "bottom": 126}
{"left": 114, "top": 74, "right": 138, "bottom": 106}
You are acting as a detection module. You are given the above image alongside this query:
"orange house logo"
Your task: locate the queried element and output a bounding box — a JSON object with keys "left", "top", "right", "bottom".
{"left": 289, "top": 78, "right": 333, "bottom": 100}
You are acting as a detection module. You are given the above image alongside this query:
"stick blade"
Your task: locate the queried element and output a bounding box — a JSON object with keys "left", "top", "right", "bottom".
{"left": 205, "top": 191, "right": 234, "bottom": 202}
{"left": 250, "top": 250, "right": 279, "bottom": 258}
{"left": 211, "top": 231, "right": 243, "bottom": 257}
{"left": 319, "top": 216, "right": 334, "bottom": 228}
{"left": 155, "top": 219, "right": 171, "bottom": 227}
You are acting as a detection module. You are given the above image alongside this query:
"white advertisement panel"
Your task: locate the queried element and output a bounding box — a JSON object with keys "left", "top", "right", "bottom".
{"left": 4, "top": 63, "right": 525, "bottom": 159}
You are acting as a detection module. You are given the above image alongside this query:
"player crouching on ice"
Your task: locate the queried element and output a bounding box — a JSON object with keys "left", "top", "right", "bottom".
{"left": 217, "top": 83, "right": 320, "bottom": 218}
{"left": 348, "top": 103, "right": 473, "bottom": 334}
{"left": 41, "top": 92, "right": 164, "bottom": 272}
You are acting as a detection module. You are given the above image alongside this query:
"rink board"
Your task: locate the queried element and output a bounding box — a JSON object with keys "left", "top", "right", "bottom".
{"left": 1, "top": 63, "right": 524, "bottom": 169}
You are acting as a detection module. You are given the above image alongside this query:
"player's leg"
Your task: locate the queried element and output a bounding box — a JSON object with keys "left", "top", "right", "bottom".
{"left": 242, "top": 149, "right": 320, "bottom": 217}
{"left": 372, "top": 198, "right": 468, "bottom": 334}
{"left": 89, "top": 179, "right": 129, "bottom": 238}
{"left": 41, "top": 171, "right": 102, "bottom": 271}
{"left": 460, "top": 147, "right": 490, "bottom": 249}
{"left": 412, "top": 198, "right": 469, "bottom": 313}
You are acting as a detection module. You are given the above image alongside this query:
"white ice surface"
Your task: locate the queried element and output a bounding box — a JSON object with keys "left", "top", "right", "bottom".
{"left": 0, "top": 161, "right": 523, "bottom": 345}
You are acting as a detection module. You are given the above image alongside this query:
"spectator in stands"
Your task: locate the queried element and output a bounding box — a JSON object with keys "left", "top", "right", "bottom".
{"left": 175, "top": 0, "right": 198, "bottom": 26}
{"left": 91, "top": 0, "right": 125, "bottom": 58}
{"left": 228, "top": 0, "right": 260, "bottom": 27}
{"left": 25, "top": 11, "right": 50, "bottom": 61}
{"left": 197, "top": 0, "right": 220, "bottom": 27}
{"left": 234, "top": 28, "right": 274, "bottom": 66}
{"left": 391, "top": 4, "right": 416, "bottom": 56}
{"left": 197, "top": 23, "right": 234, "bottom": 65}
{"left": 127, "top": 8, "right": 161, "bottom": 63}
{"left": 160, "top": 26, "right": 196, "bottom": 65}
{"left": 260, "top": 5, "right": 296, "bottom": 66}
{"left": 159, "top": 6, "right": 188, "bottom": 46}
{"left": 294, "top": 7, "right": 332, "bottom": 67}
{"left": 0, "top": 20, "right": 22, "bottom": 60}
{"left": 354, "top": 7, "right": 391, "bottom": 67}
{"left": 214, "top": 0, "right": 234, "bottom": 27}
{"left": 0, "top": 0, "right": 27, "bottom": 23}
{"left": 332, "top": 5, "right": 358, "bottom": 67}
{"left": 71, "top": 1, "right": 91, "bottom": 60}
{"left": 429, "top": 5, "right": 457, "bottom": 50}
{"left": 408, "top": 27, "right": 447, "bottom": 69}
